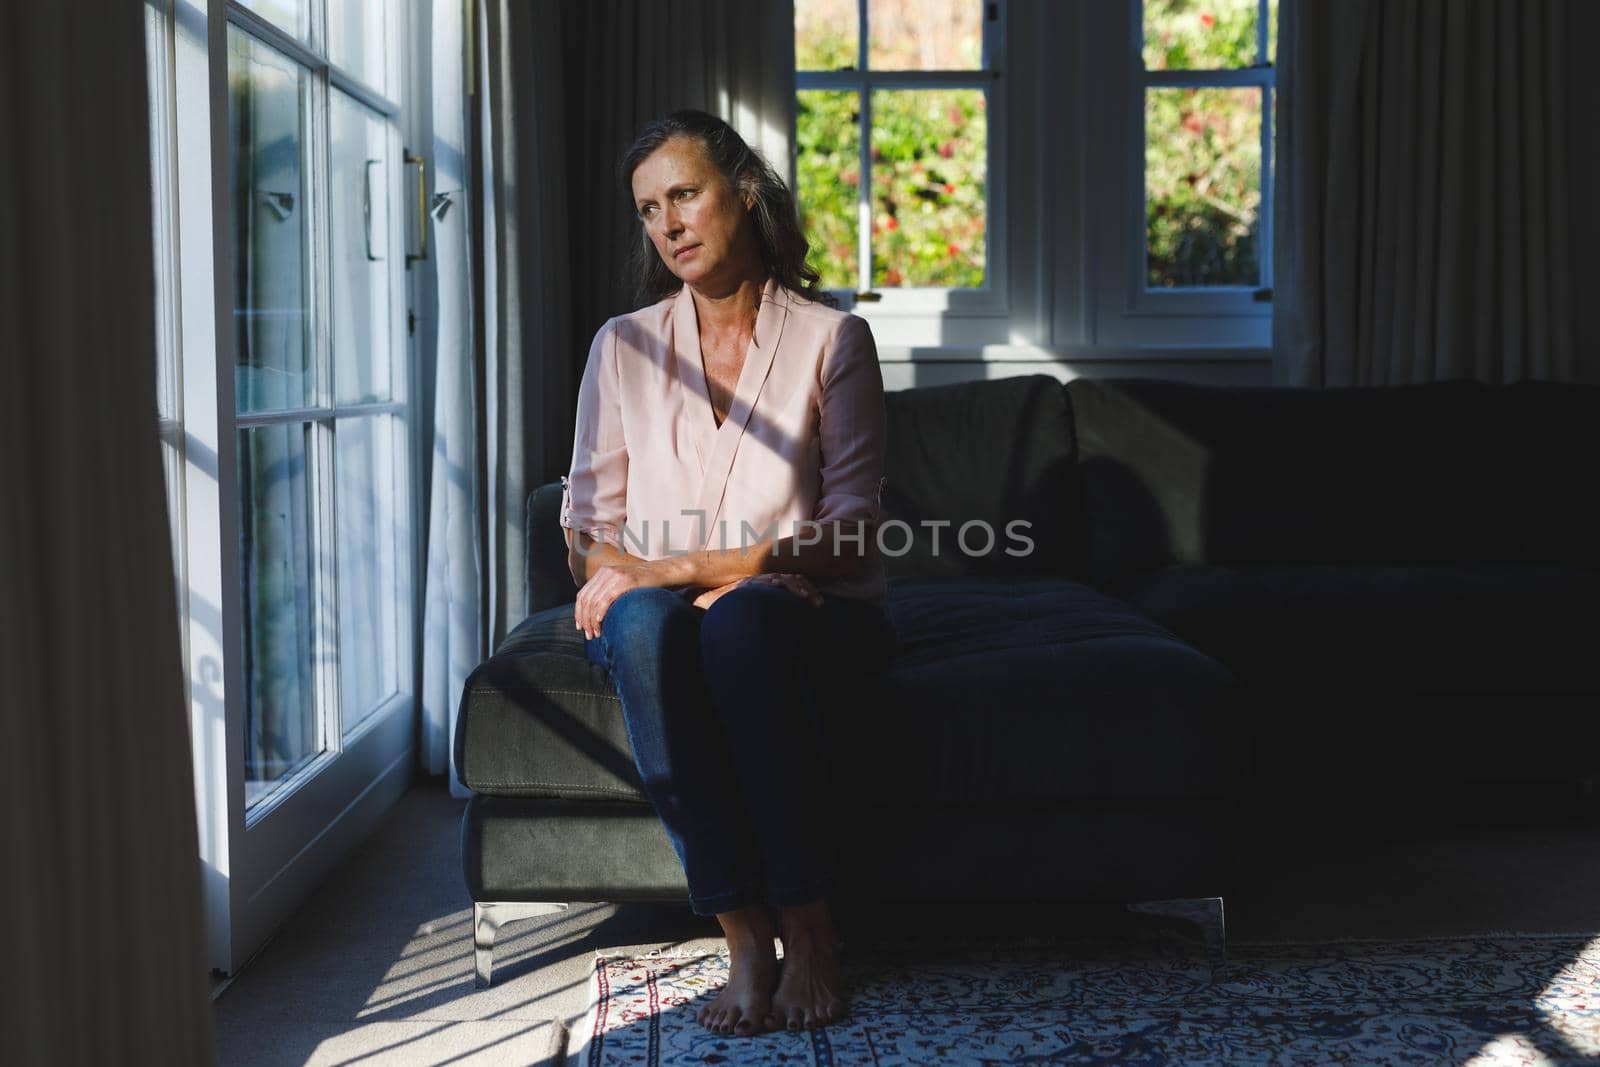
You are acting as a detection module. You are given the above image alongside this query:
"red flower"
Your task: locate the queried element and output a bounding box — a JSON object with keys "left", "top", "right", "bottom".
{"left": 947, "top": 243, "right": 960, "bottom": 256}
{"left": 883, "top": 268, "right": 904, "bottom": 286}
{"left": 1200, "top": 11, "right": 1215, "bottom": 28}
{"left": 938, "top": 140, "right": 956, "bottom": 159}
{"left": 1183, "top": 113, "right": 1205, "bottom": 134}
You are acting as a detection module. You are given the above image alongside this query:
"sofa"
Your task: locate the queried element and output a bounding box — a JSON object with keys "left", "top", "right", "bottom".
{"left": 454, "top": 375, "right": 1600, "bottom": 986}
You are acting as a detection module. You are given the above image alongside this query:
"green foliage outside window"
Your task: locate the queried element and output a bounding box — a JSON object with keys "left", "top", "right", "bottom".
{"left": 1143, "top": 0, "right": 1271, "bottom": 288}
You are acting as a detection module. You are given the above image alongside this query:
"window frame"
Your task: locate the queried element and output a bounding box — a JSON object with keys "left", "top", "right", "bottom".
{"left": 1083, "top": 0, "right": 1275, "bottom": 350}
{"left": 156, "top": 0, "right": 421, "bottom": 974}
{"left": 794, "top": 0, "right": 1008, "bottom": 324}
{"left": 1128, "top": 0, "right": 1274, "bottom": 314}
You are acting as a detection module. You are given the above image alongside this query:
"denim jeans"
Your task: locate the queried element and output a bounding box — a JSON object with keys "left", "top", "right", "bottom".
{"left": 584, "top": 583, "right": 894, "bottom": 916}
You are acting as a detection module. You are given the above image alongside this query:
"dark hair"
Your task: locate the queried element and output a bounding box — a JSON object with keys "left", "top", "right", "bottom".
{"left": 619, "top": 109, "right": 836, "bottom": 309}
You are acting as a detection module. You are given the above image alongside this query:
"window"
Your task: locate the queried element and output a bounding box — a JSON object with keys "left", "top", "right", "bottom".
{"left": 148, "top": 0, "right": 422, "bottom": 972}
{"left": 1140, "top": 0, "right": 1277, "bottom": 293}
{"left": 1071, "top": 0, "right": 1276, "bottom": 352}
{"left": 794, "top": 0, "right": 1003, "bottom": 314}
{"left": 227, "top": 1, "right": 410, "bottom": 806}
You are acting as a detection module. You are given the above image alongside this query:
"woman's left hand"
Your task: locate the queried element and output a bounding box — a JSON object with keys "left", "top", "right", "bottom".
{"left": 574, "top": 562, "right": 675, "bottom": 639}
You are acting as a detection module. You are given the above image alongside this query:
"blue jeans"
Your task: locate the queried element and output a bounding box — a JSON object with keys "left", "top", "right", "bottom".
{"left": 584, "top": 583, "right": 894, "bottom": 916}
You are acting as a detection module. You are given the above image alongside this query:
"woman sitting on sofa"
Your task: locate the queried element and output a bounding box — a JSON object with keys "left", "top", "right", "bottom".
{"left": 559, "top": 109, "right": 893, "bottom": 1038}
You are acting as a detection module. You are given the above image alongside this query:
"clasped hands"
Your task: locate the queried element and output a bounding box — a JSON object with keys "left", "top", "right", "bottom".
{"left": 573, "top": 561, "right": 822, "bottom": 640}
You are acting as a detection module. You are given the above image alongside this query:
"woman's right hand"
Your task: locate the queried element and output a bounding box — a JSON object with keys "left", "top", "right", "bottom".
{"left": 690, "top": 572, "right": 823, "bottom": 610}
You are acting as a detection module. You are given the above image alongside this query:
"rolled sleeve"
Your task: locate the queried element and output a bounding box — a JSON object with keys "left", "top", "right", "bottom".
{"left": 813, "top": 314, "right": 887, "bottom": 528}
{"left": 560, "top": 319, "right": 627, "bottom": 545}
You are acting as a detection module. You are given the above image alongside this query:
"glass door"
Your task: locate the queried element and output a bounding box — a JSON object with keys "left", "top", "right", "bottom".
{"left": 151, "top": 0, "right": 422, "bottom": 972}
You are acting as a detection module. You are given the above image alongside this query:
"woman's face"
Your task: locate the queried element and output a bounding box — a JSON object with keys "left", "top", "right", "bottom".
{"left": 631, "top": 136, "right": 759, "bottom": 291}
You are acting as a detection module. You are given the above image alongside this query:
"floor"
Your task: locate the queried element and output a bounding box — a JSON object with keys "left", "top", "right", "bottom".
{"left": 211, "top": 778, "right": 1600, "bottom": 1066}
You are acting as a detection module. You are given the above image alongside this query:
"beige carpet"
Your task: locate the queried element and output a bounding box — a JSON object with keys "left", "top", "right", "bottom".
{"left": 212, "top": 780, "right": 1600, "bottom": 1066}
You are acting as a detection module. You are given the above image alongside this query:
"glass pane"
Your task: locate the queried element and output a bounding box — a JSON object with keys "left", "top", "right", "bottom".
{"left": 240, "top": 423, "right": 320, "bottom": 806}
{"left": 1146, "top": 87, "right": 1262, "bottom": 288}
{"left": 328, "top": 0, "right": 387, "bottom": 94}
{"left": 868, "top": 0, "right": 982, "bottom": 70}
{"left": 237, "top": 0, "right": 309, "bottom": 43}
{"left": 870, "top": 89, "right": 987, "bottom": 289}
{"left": 228, "top": 28, "right": 313, "bottom": 413}
{"left": 796, "top": 0, "right": 858, "bottom": 70}
{"left": 331, "top": 91, "right": 392, "bottom": 404}
{"left": 1143, "top": 0, "right": 1259, "bottom": 71}
{"left": 797, "top": 90, "right": 861, "bottom": 291}
{"left": 335, "top": 415, "right": 401, "bottom": 731}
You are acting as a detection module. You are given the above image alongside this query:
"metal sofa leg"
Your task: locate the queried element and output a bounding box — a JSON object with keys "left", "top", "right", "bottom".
{"left": 474, "top": 901, "right": 572, "bottom": 988}
{"left": 1126, "top": 896, "right": 1227, "bottom": 969}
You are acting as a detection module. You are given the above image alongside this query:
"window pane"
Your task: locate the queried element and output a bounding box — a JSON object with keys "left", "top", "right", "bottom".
{"left": 870, "top": 89, "right": 986, "bottom": 289}
{"left": 331, "top": 91, "right": 392, "bottom": 404}
{"left": 240, "top": 423, "right": 321, "bottom": 805}
{"left": 1145, "top": 87, "right": 1262, "bottom": 288}
{"left": 237, "top": 0, "right": 309, "bottom": 43}
{"left": 796, "top": 0, "right": 858, "bottom": 71}
{"left": 335, "top": 415, "right": 401, "bottom": 732}
{"left": 228, "top": 29, "right": 313, "bottom": 413}
{"left": 1143, "top": 0, "right": 1259, "bottom": 71}
{"left": 328, "top": 0, "right": 387, "bottom": 94}
{"left": 797, "top": 90, "right": 860, "bottom": 291}
{"left": 868, "top": 0, "right": 982, "bottom": 70}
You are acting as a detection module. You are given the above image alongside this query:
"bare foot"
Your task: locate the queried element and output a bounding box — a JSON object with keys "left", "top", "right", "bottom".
{"left": 697, "top": 904, "right": 779, "bottom": 1038}
{"left": 768, "top": 899, "right": 848, "bottom": 1031}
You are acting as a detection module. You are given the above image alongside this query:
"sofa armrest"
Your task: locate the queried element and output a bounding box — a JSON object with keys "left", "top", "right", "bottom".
{"left": 526, "top": 482, "right": 579, "bottom": 613}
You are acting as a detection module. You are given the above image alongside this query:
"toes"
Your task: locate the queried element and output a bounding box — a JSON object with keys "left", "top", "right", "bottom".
{"left": 786, "top": 1007, "right": 804, "bottom": 1031}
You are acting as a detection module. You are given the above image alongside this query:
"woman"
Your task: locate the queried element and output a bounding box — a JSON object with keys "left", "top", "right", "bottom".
{"left": 559, "top": 109, "right": 893, "bottom": 1038}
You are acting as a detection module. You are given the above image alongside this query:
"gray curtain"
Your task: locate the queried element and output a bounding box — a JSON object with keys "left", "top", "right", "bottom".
{"left": 0, "top": 2, "right": 214, "bottom": 1063}
{"left": 422, "top": 0, "right": 484, "bottom": 792}
{"left": 1273, "top": 0, "right": 1582, "bottom": 386}
{"left": 477, "top": 0, "right": 795, "bottom": 655}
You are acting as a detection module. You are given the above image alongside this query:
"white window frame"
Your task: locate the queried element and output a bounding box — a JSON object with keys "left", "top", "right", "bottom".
{"left": 794, "top": 0, "right": 1008, "bottom": 334}
{"left": 157, "top": 0, "right": 422, "bottom": 974}
{"left": 1080, "top": 0, "right": 1274, "bottom": 351}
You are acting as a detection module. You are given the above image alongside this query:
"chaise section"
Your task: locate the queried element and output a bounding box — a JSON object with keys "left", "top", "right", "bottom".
{"left": 837, "top": 577, "right": 1235, "bottom": 807}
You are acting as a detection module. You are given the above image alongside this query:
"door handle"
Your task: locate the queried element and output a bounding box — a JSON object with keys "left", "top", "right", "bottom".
{"left": 404, "top": 150, "right": 427, "bottom": 269}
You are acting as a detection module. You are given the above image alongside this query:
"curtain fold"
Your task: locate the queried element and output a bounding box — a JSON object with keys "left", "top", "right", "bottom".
{"left": 0, "top": 2, "right": 214, "bottom": 1062}
{"left": 1273, "top": 0, "right": 1582, "bottom": 386}
{"left": 421, "top": 0, "right": 484, "bottom": 790}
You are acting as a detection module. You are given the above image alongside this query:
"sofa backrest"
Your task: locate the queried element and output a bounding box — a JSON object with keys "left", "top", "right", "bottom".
{"left": 880, "top": 374, "right": 1085, "bottom": 579}
{"left": 1068, "top": 377, "right": 1600, "bottom": 585}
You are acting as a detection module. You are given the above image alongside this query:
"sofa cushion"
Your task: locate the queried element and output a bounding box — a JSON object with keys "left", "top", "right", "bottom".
{"left": 1108, "top": 562, "right": 1600, "bottom": 691}
{"left": 458, "top": 578, "right": 1236, "bottom": 807}
{"left": 831, "top": 577, "right": 1235, "bottom": 806}
{"left": 881, "top": 375, "right": 1085, "bottom": 580}
{"left": 1068, "top": 378, "right": 1600, "bottom": 586}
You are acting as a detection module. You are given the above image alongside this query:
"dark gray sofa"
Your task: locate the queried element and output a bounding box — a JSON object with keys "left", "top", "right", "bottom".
{"left": 454, "top": 375, "right": 1600, "bottom": 986}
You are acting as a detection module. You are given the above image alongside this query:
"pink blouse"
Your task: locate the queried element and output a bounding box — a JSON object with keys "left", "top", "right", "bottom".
{"left": 559, "top": 277, "right": 888, "bottom": 602}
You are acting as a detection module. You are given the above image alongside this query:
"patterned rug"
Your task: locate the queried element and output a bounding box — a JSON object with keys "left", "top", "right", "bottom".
{"left": 566, "top": 933, "right": 1600, "bottom": 1065}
